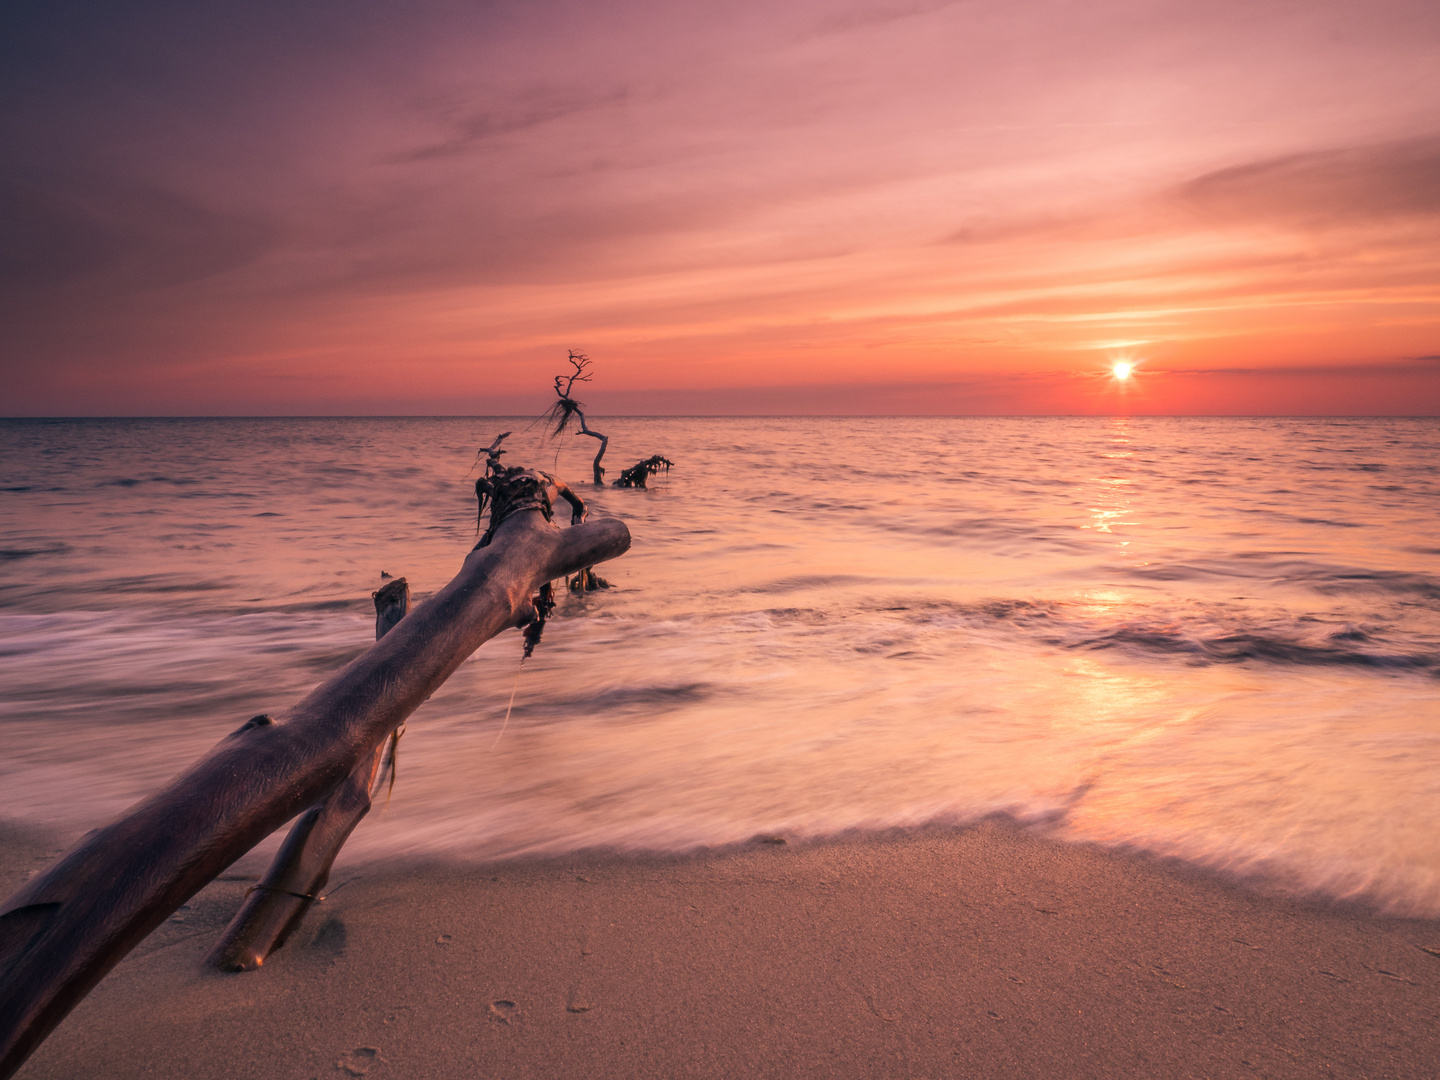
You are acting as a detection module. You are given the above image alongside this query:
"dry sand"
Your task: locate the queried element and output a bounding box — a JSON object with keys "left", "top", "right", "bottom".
{"left": 5, "top": 818, "right": 1439, "bottom": 1079}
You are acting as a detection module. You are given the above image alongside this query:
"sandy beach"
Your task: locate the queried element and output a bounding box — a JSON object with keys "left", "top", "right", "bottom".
{"left": 6, "top": 817, "right": 1438, "bottom": 1079}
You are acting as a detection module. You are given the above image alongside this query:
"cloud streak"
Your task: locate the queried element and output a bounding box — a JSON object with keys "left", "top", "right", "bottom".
{"left": 1178, "top": 136, "right": 1440, "bottom": 227}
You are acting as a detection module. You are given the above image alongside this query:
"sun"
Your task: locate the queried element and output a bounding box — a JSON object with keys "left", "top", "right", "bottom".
{"left": 1112, "top": 361, "right": 1134, "bottom": 380}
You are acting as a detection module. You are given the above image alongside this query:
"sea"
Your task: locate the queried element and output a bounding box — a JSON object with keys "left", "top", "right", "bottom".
{"left": 1, "top": 416, "right": 1438, "bottom": 914}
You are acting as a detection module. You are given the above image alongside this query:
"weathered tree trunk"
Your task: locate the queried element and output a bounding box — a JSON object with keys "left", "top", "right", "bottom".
{"left": 203, "top": 577, "right": 412, "bottom": 972}
{"left": 0, "top": 502, "right": 628, "bottom": 1078}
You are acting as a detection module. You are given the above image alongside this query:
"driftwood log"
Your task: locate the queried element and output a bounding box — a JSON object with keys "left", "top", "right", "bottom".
{"left": 0, "top": 463, "right": 629, "bottom": 1078}
{"left": 204, "top": 577, "right": 411, "bottom": 971}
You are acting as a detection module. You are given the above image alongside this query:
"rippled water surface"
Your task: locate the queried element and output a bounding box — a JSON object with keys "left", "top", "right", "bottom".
{"left": 2, "top": 417, "right": 1438, "bottom": 912}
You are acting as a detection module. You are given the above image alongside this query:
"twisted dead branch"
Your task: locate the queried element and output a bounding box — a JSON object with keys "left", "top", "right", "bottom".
{"left": 545, "top": 351, "right": 609, "bottom": 484}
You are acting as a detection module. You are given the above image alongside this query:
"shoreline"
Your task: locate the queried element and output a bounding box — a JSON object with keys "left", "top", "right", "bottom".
{"left": 7, "top": 818, "right": 1440, "bottom": 1078}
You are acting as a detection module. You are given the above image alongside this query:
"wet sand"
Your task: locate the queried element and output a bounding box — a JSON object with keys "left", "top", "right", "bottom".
{"left": 6, "top": 818, "right": 1440, "bottom": 1079}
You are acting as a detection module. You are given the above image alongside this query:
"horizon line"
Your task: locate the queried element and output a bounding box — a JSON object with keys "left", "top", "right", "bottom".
{"left": 5, "top": 413, "right": 1439, "bottom": 421}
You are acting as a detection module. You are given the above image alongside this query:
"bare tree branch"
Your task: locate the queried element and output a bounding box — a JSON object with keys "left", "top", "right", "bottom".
{"left": 544, "top": 351, "right": 608, "bottom": 485}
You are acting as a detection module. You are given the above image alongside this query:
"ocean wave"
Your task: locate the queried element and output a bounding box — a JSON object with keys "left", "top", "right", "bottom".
{"left": 1078, "top": 626, "right": 1434, "bottom": 671}
{"left": 1114, "top": 556, "right": 1440, "bottom": 601}
{"left": 881, "top": 597, "right": 1440, "bottom": 675}
{"left": 507, "top": 682, "right": 718, "bottom": 723}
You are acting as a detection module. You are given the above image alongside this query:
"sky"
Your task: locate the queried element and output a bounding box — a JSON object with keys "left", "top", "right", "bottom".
{"left": 3, "top": 0, "right": 1439, "bottom": 415}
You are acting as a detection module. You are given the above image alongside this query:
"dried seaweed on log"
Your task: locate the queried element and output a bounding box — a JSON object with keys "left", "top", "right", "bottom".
{"left": 475, "top": 434, "right": 586, "bottom": 548}
{"left": 0, "top": 451, "right": 629, "bottom": 1078}
{"left": 522, "top": 581, "right": 556, "bottom": 658}
{"left": 613, "top": 455, "right": 674, "bottom": 489}
{"left": 479, "top": 433, "right": 605, "bottom": 601}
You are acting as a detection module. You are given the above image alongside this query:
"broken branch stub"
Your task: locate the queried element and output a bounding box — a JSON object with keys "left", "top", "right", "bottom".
{"left": 203, "top": 577, "right": 413, "bottom": 972}
{"left": 373, "top": 576, "right": 410, "bottom": 640}
{"left": 0, "top": 470, "right": 629, "bottom": 1079}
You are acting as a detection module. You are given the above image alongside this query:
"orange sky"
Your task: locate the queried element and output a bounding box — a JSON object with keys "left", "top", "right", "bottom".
{"left": 3, "top": 0, "right": 1439, "bottom": 414}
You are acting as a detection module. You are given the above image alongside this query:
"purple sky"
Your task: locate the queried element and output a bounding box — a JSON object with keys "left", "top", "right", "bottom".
{"left": 4, "top": 0, "right": 1439, "bottom": 414}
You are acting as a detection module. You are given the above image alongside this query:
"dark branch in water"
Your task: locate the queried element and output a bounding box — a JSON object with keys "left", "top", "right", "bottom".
{"left": 543, "top": 351, "right": 609, "bottom": 485}
{"left": 568, "top": 566, "right": 612, "bottom": 592}
{"left": 614, "top": 455, "right": 674, "bottom": 489}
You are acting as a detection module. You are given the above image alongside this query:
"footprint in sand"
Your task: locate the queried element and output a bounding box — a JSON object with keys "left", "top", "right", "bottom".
{"left": 336, "top": 1047, "right": 382, "bottom": 1075}
{"left": 310, "top": 916, "right": 348, "bottom": 955}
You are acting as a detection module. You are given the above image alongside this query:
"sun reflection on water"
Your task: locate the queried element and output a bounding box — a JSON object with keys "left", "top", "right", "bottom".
{"left": 1083, "top": 419, "right": 1140, "bottom": 552}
